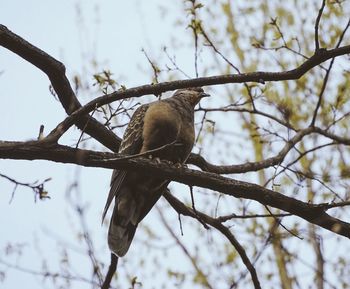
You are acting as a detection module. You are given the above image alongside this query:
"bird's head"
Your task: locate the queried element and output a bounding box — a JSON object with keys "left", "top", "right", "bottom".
{"left": 174, "top": 87, "right": 210, "bottom": 107}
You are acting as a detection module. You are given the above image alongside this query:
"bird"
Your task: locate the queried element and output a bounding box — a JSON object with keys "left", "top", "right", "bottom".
{"left": 102, "top": 87, "right": 210, "bottom": 257}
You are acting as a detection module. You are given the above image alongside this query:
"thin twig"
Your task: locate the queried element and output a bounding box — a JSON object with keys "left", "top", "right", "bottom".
{"left": 189, "top": 185, "right": 209, "bottom": 229}
{"left": 142, "top": 49, "right": 160, "bottom": 85}
{"left": 311, "top": 18, "right": 350, "bottom": 126}
{"left": 157, "top": 205, "right": 214, "bottom": 289}
{"left": 1, "top": 173, "right": 51, "bottom": 202}
{"left": 199, "top": 106, "right": 295, "bottom": 130}
{"left": 178, "top": 213, "right": 184, "bottom": 235}
{"left": 0, "top": 258, "right": 101, "bottom": 287}
{"left": 76, "top": 106, "right": 97, "bottom": 148}
{"left": 216, "top": 212, "right": 292, "bottom": 222}
{"left": 314, "top": 0, "right": 326, "bottom": 51}
{"left": 164, "top": 192, "right": 262, "bottom": 289}
{"left": 264, "top": 205, "right": 303, "bottom": 240}
{"left": 106, "top": 139, "right": 179, "bottom": 161}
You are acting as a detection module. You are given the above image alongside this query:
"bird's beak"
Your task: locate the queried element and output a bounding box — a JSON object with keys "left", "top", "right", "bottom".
{"left": 200, "top": 92, "right": 210, "bottom": 98}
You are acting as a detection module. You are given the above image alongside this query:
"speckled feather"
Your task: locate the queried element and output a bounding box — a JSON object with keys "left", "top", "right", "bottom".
{"left": 119, "top": 105, "right": 150, "bottom": 154}
{"left": 102, "top": 104, "right": 150, "bottom": 222}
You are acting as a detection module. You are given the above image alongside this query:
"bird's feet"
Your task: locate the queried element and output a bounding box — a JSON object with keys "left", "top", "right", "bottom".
{"left": 148, "top": 154, "right": 161, "bottom": 164}
{"left": 148, "top": 155, "right": 186, "bottom": 167}
{"left": 162, "top": 160, "right": 185, "bottom": 168}
{"left": 173, "top": 162, "right": 183, "bottom": 168}
{"left": 162, "top": 160, "right": 178, "bottom": 166}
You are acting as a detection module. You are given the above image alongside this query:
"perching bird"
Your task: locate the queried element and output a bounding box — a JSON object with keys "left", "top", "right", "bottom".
{"left": 102, "top": 87, "right": 209, "bottom": 257}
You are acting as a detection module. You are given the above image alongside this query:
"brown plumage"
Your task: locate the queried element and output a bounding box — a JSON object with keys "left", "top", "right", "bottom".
{"left": 102, "top": 87, "right": 209, "bottom": 257}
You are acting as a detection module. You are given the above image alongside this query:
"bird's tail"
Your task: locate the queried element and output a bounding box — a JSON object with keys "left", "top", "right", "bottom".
{"left": 108, "top": 206, "right": 137, "bottom": 257}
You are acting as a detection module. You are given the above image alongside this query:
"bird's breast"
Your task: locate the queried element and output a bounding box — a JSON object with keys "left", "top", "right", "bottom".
{"left": 177, "top": 121, "right": 195, "bottom": 160}
{"left": 141, "top": 101, "right": 195, "bottom": 163}
{"left": 141, "top": 102, "right": 181, "bottom": 152}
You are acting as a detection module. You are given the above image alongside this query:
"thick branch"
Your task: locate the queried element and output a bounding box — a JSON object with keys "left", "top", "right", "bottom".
{"left": 1, "top": 140, "right": 349, "bottom": 238}
{"left": 93, "top": 45, "right": 350, "bottom": 107}
{"left": 0, "top": 24, "right": 121, "bottom": 151}
{"left": 1, "top": 25, "right": 350, "bottom": 240}
{"left": 101, "top": 254, "right": 118, "bottom": 289}
{"left": 1, "top": 24, "right": 350, "bottom": 152}
{"left": 44, "top": 45, "right": 350, "bottom": 139}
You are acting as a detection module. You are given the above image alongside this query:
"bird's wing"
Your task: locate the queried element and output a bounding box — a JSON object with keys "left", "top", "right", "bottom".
{"left": 102, "top": 104, "right": 150, "bottom": 222}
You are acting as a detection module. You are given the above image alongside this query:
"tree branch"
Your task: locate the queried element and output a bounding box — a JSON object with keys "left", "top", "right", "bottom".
{"left": 1, "top": 24, "right": 350, "bottom": 154}
{"left": 188, "top": 127, "right": 314, "bottom": 174}
{"left": 0, "top": 24, "right": 121, "bottom": 151}
{"left": 43, "top": 44, "right": 350, "bottom": 140}
{"left": 157, "top": 205, "right": 215, "bottom": 289}
{"left": 310, "top": 17, "right": 350, "bottom": 126}
{"left": 314, "top": 0, "right": 326, "bottom": 51}
{"left": 101, "top": 254, "right": 118, "bottom": 289}
{"left": 164, "top": 192, "right": 261, "bottom": 289}
{"left": 1, "top": 140, "right": 349, "bottom": 238}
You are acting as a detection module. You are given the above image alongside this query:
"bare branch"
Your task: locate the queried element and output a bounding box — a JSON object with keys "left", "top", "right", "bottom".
{"left": 0, "top": 172, "right": 51, "bottom": 202}
{"left": 157, "top": 205, "right": 214, "bottom": 289}
{"left": 216, "top": 212, "right": 292, "bottom": 222}
{"left": 1, "top": 140, "right": 349, "bottom": 238}
{"left": 101, "top": 254, "right": 118, "bottom": 289}
{"left": 199, "top": 106, "right": 295, "bottom": 131}
{"left": 189, "top": 185, "right": 210, "bottom": 229}
{"left": 310, "top": 18, "right": 350, "bottom": 126}
{"left": 321, "top": 201, "right": 350, "bottom": 210}
{"left": 0, "top": 258, "right": 101, "bottom": 287}
{"left": 264, "top": 142, "right": 335, "bottom": 187}
{"left": 1, "top": 24, "right": 350, "bottom": 155}
{"left": 164, "top": 192, "right": 261, "bottom": 289}
{"left": 141, "top": 49, "right": 160, "bottom": 84}
{"left": 313, "top": 127, "right": 350, "bottom": 145}
{"left": 37, "top": 46, "right": 350, "bottom": 142}
{"left": 188, "top": 127, "right": 314, "bottom": 174}
{"left": 0, "top": 24, "right": 121, "bottom": 151}
{"left": 314, "top": 0, "right": 326, "bottom": 51}
{"left": 309, "top": 225, "right": 325, "bottom": 289}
